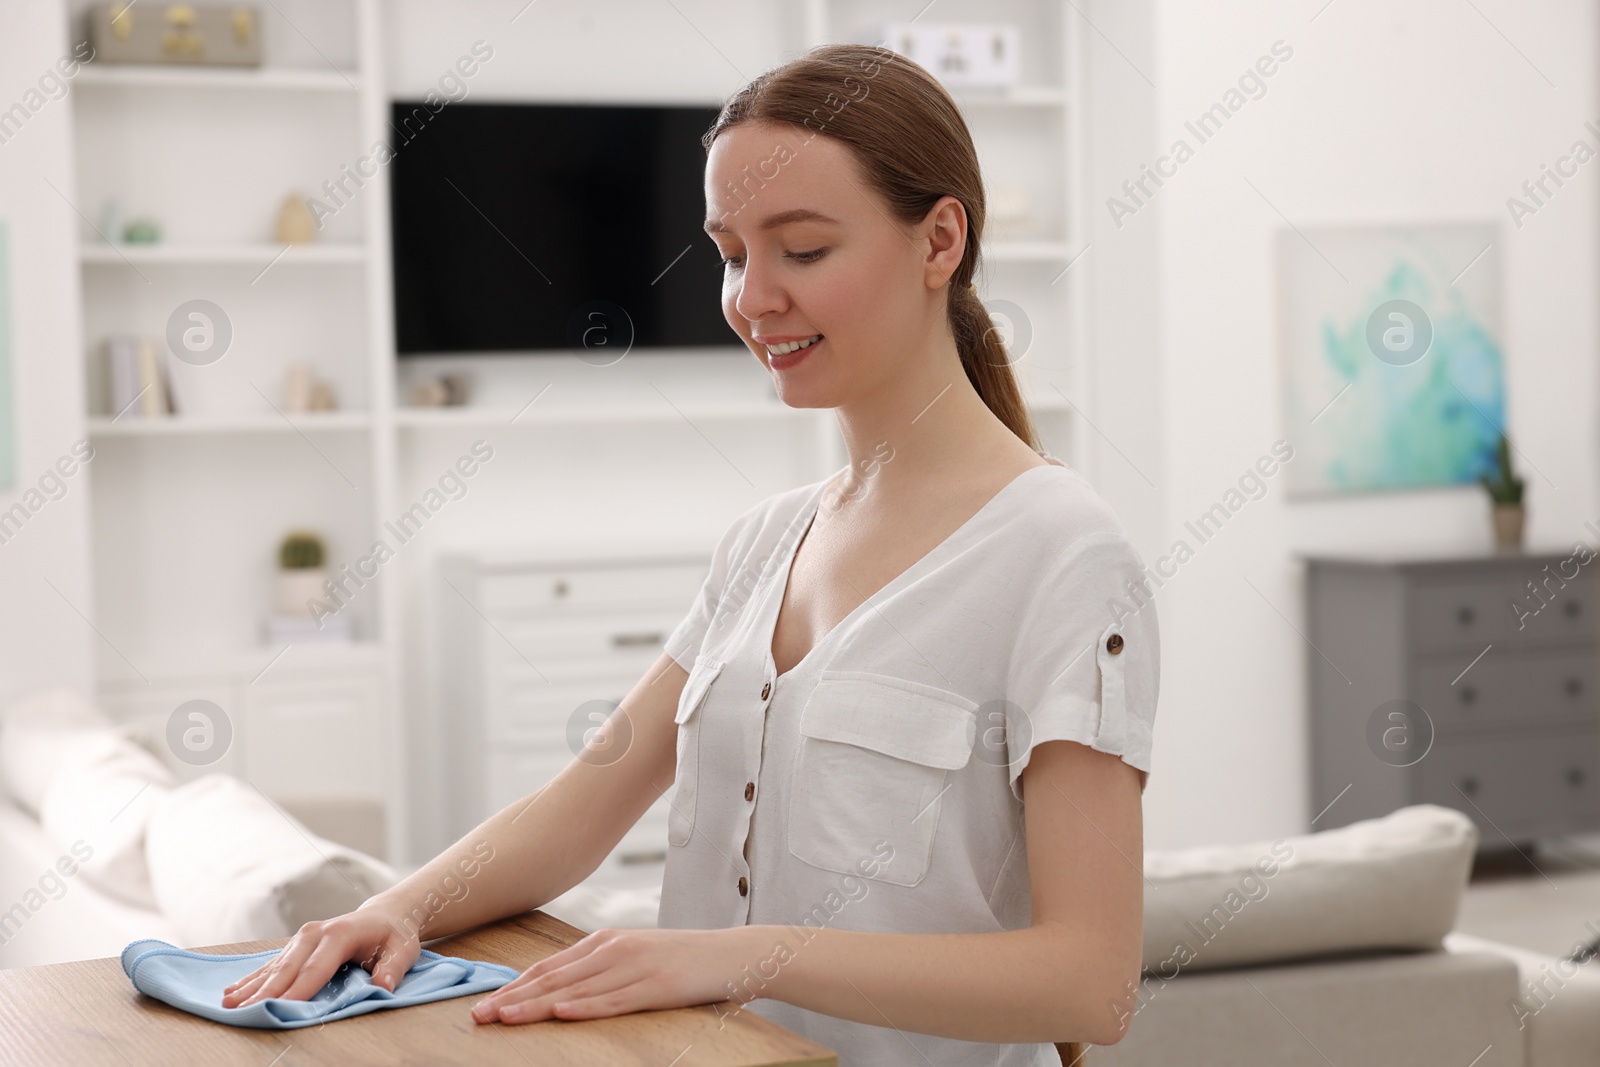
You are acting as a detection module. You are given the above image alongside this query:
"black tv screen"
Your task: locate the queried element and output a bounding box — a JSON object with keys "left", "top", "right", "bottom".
{"left": 389, "top": 101, "right": 730, "bottom": 355}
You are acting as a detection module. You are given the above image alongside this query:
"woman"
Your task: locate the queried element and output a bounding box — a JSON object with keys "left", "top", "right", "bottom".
{"left": 223, "top": 43, "right": 1157, "bottom": 1065}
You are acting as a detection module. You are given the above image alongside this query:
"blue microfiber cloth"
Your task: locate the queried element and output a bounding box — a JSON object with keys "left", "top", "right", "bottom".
{"left": 121, "top": 938, "right": 520, "bottom": 1029}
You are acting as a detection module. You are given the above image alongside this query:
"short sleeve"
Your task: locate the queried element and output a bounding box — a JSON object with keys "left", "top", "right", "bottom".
{"left": 1003, "top": 532, "right": 1160, "bottom": 800}
{"left": 662, "top": 503, "right": 765, "bottom": 673}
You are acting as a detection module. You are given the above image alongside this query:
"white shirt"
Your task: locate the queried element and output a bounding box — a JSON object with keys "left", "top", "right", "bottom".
{"left": 658, "top": 453, "right": 1159, "bottom": 1066}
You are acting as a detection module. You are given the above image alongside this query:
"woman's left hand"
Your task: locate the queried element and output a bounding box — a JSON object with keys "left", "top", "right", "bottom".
{"left": 471, "top": 926, "right": 759, "bottom": 1025}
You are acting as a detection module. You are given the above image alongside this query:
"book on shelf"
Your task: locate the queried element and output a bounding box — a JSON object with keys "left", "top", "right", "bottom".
{"left": 104, "top": 334, "right": 181, "bottom": 418}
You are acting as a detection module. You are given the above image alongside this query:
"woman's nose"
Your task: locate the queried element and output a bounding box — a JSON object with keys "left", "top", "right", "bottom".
{"left": 733, "top": 257, "right": 787, "bottom": 323}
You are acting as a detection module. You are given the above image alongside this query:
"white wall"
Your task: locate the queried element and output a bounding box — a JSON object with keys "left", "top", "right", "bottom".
{"left": 0, "top": 0, "right": 94, "bottom": 710}
{"left": 1083, "top": 1, "right": 1165, "bottom": 614}
{"left": 1125, "top": 0, "right": 1600, "bottom": 848}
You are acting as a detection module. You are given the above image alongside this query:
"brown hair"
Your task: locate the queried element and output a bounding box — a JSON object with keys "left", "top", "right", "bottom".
{"left": 703, "top": 43, "right": 1040, "bottom": 452}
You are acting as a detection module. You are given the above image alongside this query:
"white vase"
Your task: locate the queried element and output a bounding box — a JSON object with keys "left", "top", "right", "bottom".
{"left": 275, "top": 568, "right": 329, "bottom": 616}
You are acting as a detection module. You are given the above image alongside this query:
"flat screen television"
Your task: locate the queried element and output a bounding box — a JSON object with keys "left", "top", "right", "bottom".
{"left": 389, "top": 101, "right": 730, "bottom": 356}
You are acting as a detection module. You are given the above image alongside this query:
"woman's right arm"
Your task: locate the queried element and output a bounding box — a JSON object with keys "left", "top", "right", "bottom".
{"left": 222, "top": 650, "right": 692, "bottom": 1007}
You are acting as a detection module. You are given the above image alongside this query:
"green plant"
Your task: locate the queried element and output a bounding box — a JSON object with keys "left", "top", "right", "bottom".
{"left": 1479, "top": 433, "right": 1525, "bottom": 506}
{"left": 278, "top": 530, "right": 326, "bottom": 570}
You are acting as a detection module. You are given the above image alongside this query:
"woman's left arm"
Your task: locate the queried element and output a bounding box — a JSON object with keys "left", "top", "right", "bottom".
{"left": 471, "top": 737, "right": 1145, "bottom": 1049}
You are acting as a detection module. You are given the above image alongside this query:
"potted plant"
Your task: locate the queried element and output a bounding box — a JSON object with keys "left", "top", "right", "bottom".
{"left": 274, "top": 530, "right": 328, "bottom": 616}
{"left": 1479, "top": 432, "right": 1526, "bottom": 550}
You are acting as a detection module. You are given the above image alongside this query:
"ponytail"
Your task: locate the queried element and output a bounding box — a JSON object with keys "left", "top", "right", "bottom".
{"left": 705, "top": 43, "right": 1041, "bottom": 453}
{"left": 949, "top": 279, "right": 1040, "bottom": 452}
{"left": 1057, "top": 1040, "right": 1088, "bottom": 1064}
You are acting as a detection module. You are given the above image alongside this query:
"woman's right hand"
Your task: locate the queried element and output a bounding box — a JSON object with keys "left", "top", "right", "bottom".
{"left": 221, "top": 900, "right": 421, "bottom": 1007}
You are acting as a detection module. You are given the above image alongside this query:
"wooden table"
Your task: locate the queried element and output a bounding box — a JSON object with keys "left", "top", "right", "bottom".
{"left": 0, "top": 910, "right": 838, "bottom": 1066}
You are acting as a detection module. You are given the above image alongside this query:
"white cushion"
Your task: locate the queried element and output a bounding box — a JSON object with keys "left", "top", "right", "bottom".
{"left": 1141, "top": 804, "right": 1477, "bottom": 973}
{"left": 145, "top": 774, "right": 397, "bottom": 946}
{"left": 1, "top": 687, "right": 174, "bottom": 910}
{"left": 38, "top": 728, "right": 173, "bottom": 910}
{"left": 0, "top": 688, "right": 114, "bottom": 815}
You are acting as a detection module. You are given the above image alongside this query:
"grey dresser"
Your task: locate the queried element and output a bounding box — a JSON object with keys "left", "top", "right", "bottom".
{"left": 1304, "top": 547, "right": 1600, "bottom": 849}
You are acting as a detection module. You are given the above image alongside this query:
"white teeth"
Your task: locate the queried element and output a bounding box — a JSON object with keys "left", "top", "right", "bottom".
{"left": 766, "top": 334, "right": 822, "bottom": 356}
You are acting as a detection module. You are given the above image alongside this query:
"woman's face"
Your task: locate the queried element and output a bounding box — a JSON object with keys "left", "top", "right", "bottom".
{"left": 704, "top": 121, "right": 950, "bottom": 408}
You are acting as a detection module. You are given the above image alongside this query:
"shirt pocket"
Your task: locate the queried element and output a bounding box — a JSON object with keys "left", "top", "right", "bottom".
{"left": 668, "top": 656, "right": 723, "bottom": 848}
{"left": 787, "top": 670, "right": 978, "bottom": 887}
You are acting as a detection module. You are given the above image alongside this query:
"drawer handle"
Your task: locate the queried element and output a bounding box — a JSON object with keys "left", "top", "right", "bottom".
{"left": 1459, "top": 686, "right": 1477, "bottom": 705}
{"left": 553, "top": 579, "right": 570, "bottom": 598}
{"left": 1457, "top": 606, "right": 1476, "bottom": 626}
{"left": 1566, "top": 600, "right": 1582, "bottom": 620}
{"left": 617, "top": 849, "right": 667, "bottom": 865}
{"left": 1567, "top": 767, "right": 1587, "bottom": 788}
{"left": 1459, "top": 775, "right": 1480, "bottom": 796}
{"left": 1566, "top": 678, "right": 1584, "bottom": 698}
{"left": 612, "top": 632, "right": 666, "bottom": 649}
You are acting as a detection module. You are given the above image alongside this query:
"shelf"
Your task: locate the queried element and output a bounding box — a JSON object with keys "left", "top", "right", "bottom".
{"left": 74, "top": 64, "right": 361, "bottom": 93}
{"left": 396, "top": 399, "right": 817, "bottom": 429}
{"left": 80, "top": 243, "right": 367, "bottom": 266}
{"left": 984, "top": 240, "right": 1077, "bottom": 262}
{"left": 88, "top": 412, "right": 372, "bottom": 437}
{"left": 98, "top": 640, "right": 390, "bottom": 686}
{"left": 952, "top": 86, "right": 1069, "bottom": 108}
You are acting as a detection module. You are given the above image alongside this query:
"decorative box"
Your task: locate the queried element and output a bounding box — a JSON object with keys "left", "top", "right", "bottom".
{"left": 86, "top": 3, "right": 263, "bottom": 67}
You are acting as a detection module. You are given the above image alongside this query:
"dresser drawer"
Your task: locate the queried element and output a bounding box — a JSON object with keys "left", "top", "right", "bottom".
{"left": 1413, "top": 728, "right": 1600, "bottom": 839}
{"left": 479, "top": 562, "right": 707, "bottom": 613}
{"left": 1409, "top": 578, "right": 1527, "bottom": 652}
{"left": 1412, "top": 649, "right": 1597, "bottom": 733}
{"left": 1514, "top": 570, "right": 1598, "bottom": 643}
{"left": 1409, "top": 568, "right": 1598, "bottom": 653}
{"left": 484, "top": 612, "right": 676, "bottom": 675}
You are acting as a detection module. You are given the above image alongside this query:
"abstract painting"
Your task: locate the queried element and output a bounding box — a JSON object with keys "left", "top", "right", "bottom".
{"left": 1277, "top": 222, "right": 1505, "bottom": 498}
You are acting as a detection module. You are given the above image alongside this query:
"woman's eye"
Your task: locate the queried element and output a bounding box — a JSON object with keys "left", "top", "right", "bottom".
{"left": 719, "top": 248, "right": 826, "bottom": 268}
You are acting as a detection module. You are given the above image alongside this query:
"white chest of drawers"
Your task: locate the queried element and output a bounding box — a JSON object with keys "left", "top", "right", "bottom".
{"left": 437, "top": 551, "right": 707, "bottom": 891}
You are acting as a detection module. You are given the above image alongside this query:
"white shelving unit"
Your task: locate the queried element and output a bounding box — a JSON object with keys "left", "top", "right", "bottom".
{"left": 80, "top": 243, "right": 367, "bottom": 265}
{"left": 86, "top": 412, "right": 374, "bottom": 436}
{"left": 73, "top": 64, "right": 361, "bottom": 93}
{"left": 67, "top": 0, "right": 405, "bottom": 863}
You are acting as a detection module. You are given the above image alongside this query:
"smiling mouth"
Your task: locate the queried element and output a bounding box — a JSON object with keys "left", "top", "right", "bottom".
{"left": 764, "top": 334, "right": 823, "bottom": 357}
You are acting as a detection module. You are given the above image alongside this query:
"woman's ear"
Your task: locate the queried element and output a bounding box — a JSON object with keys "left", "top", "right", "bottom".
{"left": 918, "top": 194, "right": 969, "bottom": 291}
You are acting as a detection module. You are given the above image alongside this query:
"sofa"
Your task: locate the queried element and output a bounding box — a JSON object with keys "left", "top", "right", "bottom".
{"left": 0, "top": 689, "right": 396, "bottom": 968}
{"left": 1090, "top": 802, "right": 1600, "bottom": 1064}
{"left": 6, "top": 689, "right": 1599, "bottom": 1065}
{"left": 545, "top": 805, "right": 1600, "bottom": 1066}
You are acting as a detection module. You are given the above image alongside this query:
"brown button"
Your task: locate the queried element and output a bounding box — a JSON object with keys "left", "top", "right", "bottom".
{"left": 744, "top": 781, "right": 755, "bottom": 801}
{"left": 1106, "top": 633, "right": 1125, "bottom": 654}
{"left": 738, "top": 876, "right": 748, "bottom": 896}
{"left": 761, "top": 682, "right": 771, "bottom": 700}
